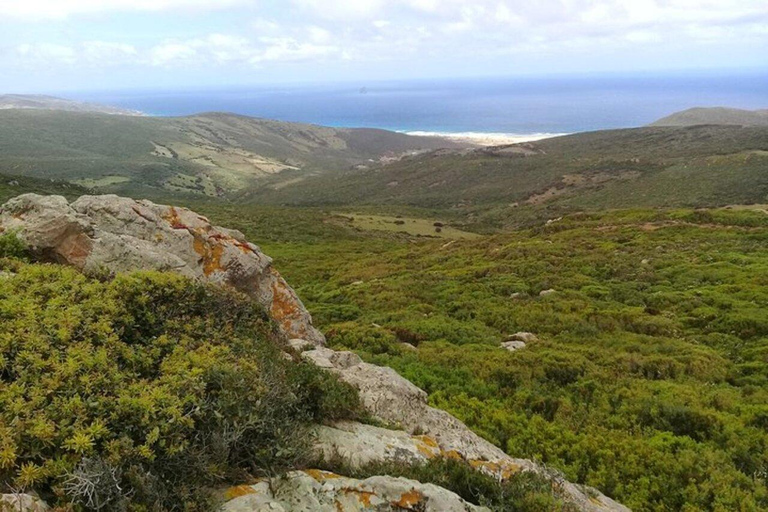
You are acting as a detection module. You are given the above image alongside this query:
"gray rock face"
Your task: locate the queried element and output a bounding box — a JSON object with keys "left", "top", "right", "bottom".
{"left": 0, "top": 194, "right": 324, "bottom": 345}
{"left": 221, "top": 470, "right": 488, "bottom": 512}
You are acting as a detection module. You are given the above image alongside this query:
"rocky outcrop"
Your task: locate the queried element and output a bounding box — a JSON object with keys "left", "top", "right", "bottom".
{"left": 0, "top": 494, "right": 49, "bottom": 511}
{"left": 301, "top": 348, "right": 629, "bottom": 511}
{"left": 0, "top": 194, "right": 324, "bottom": 345}
{"left": 221, "top": 470, "right": 487, "bottom": 512}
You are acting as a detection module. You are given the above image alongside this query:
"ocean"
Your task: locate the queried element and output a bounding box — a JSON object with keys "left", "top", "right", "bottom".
{"left": 68, "top": 72, "right": 768, "bottom": 136}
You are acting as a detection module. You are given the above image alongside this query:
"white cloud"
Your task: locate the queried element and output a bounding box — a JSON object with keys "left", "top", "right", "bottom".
{"left": 0, "top": 0, "right": 247, "bottom": 20}
{"left": 146, "top": 33, "right": 345, "bottom": 67}
{"left": 14, "top": 41, "right": 137, "bottom": 66}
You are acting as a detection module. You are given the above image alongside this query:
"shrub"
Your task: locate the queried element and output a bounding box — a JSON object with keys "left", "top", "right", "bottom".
{"left": 0, "top": 263, "right": 361, "bottom": 509}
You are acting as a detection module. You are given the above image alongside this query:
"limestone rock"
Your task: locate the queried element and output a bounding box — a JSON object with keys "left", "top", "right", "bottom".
{"left": 0, "top": 494, "right": 49, "bottom": 512}
{"left": 506, "top": 332, "right": 538, "bottom": 343}
{"left": 502, "top": 340, "right": 526, "bottom": 352}
{"left": 539, "top": 288, "right": 557, "bottom": 297}
{"left": 0, "top": 194, "right": 324, "bottom": 345}
{"left": 313, "top": 421, "right": 442, "bottom": 468}
{"left": 222, "top": 470, "right": 488, "bottom": 512}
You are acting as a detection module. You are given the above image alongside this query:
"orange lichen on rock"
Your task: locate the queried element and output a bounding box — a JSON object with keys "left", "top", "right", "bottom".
{"left": 414, "top": 435, "right": 440, "bottom": 458}
{"left": 394, "top": 489, "right": 423, "bottom": 509}
{"left": 343, "top": 489, "right": 375, "bottom": 506}
{"left": 162, "top": 206, "right": 186, "bottom": 229}
{"left": 443, "top": 449, "right": 463, "bottom": 460}
{"left": 193, "top": 237, "right": 225, "bottom": 276}
{"left": 469, "top": 459, "right": 522, "bottom": 480}
{"left": 305, "top": 469, "right": 342, "bottom": 481}
{"left": 269, "top": 271, "right": 305, "bottom": 334}
{"left": 223, "top": 485, "right": 258, "bottom": 500}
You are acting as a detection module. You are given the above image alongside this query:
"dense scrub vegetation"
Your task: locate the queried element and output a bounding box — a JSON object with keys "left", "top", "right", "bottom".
{"left": 0, "top": 245, "right": 361, "bottom": 510}
{"left": 198, "top": 203, "right": 768, "bottom": 512}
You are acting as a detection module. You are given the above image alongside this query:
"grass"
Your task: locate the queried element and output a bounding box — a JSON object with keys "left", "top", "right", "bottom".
{"left": 335, "top": 213, "right": 482, "bottom": 239}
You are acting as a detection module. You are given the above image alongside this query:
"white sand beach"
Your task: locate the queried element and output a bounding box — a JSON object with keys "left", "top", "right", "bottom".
{"left": 405, "top": 131, "right": 568, "bottom": 146}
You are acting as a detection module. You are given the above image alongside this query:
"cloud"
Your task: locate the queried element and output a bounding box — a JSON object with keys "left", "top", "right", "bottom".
{"left": 3, "top": 0, "right": 767, "bottom": 77}
{"left": 14, "top": 41, "right": 137, "bottom": 66}
{"left": 147, "top": 33, "right": 346, "bottom": 67}
{"left": 0, "top": 0, "right": 247, "bottom": 20}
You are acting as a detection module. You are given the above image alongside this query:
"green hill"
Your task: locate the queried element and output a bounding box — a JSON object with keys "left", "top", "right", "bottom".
{"left": 249, "top": 125, "right": 768, "bottom": 228}
{"left": 650, "top": 107, "right": 768, "bottom": 127}
{"left": 0, "top": 109, "right": 462, "bottom": 199}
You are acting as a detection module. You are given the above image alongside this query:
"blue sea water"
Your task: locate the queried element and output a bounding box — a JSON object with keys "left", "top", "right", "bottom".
{"left": 68, "top": 72, "right": 768, "bottom": 135}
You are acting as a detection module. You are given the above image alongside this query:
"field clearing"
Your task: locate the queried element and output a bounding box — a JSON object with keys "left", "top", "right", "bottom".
{"left": 336, "top": 213, "right": 482, "bottom": 239}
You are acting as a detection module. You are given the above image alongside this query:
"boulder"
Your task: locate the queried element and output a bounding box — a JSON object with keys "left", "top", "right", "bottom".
{"left": 0, "top": 194, "right": 324, "bottom": 345}
{"left": 222, "top": 470, "right": 488, "bottom": 512}
{"left": 502, "top": 340, "right": 526, "bottom": 352}
{"left": 539, "top": 289, "right": 557, "bottom": 297}
{"left": 0, "top": 494, "right": 49, "bottom": 511}
{"left": 506, "top": 332, "right": 538, "bottom": 343}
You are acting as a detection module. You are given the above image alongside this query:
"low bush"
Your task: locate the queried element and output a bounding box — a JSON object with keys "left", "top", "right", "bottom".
{"left": 0, "top": 261, "right": 361, "bottom": 509}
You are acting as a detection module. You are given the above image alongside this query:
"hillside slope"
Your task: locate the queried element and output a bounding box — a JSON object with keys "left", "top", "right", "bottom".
{"left": 650, "top": 107, "right": 768, "bottom": 127}
{"left": 250, "top": 125, "right": 768, "bottom": 226}
{"left": 0, "top": 94, "right": 144, "bottom": 116}
{"left": 0, "top": 109, "right": 463, "bottom": 199}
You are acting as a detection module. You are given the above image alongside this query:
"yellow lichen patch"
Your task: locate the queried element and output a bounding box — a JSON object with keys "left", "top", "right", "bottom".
{"left": 162, "top": 206, "right": 186, "bottom": 229}
{"left": 469, "top": 459, "right": 522, "bottom": 480}
{"left": 394, "top": 489, "right": 423, "bottom": 509}
{"left": 343, "top": 489, "right": 376, "bottom": 506}
{"left": 269, "top": 271, "right": 303, "bottom": 334}
{"left": 223, "top": 485, "right": 258, "bottom": 500}
{"left": 304, "top": 469, "right": 342, "bottom": 481}
{"left": 193, "top": 237, "right": 226, "bottom": 276}
{"left": 442, "top": 449, "right": 463, "bottom": 460}
{"left": 414, "top": 435, "right": 440, "bottom": 458}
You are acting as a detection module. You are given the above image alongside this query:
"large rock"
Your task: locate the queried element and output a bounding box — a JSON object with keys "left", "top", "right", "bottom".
{"left": 0, "top": 194, "right": 324, "bottom": 345}
{"left": 222, "top": 470, "right": 488, "bottom": 512}
{"left": 302, "top": 348, "right": 629, "bottom": 512}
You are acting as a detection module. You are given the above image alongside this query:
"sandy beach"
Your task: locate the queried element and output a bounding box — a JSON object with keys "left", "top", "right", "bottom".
{"left": 405, "top": 131, "right": 568, "bottom": 146}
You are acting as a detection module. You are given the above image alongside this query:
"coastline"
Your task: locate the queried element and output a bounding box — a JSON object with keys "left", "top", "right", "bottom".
{"left": 404, "top": 130, "right": 568, "bottom": 146}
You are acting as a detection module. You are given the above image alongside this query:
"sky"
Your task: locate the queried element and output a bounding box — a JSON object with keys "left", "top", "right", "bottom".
{"left": 1, "top": 0, "right": 767, "bottom": 92}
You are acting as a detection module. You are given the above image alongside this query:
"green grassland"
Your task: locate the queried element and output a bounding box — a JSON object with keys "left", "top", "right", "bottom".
{"left": 189, "top": 202, "right": 768, "bottom": 512}
{"left": 335, "top": 213, "right": 482, "bottom": 239}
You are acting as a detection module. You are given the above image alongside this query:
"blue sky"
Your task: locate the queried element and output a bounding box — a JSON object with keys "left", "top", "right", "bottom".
{"left": 1, "top": 0, "right": 767, "bottom": 92}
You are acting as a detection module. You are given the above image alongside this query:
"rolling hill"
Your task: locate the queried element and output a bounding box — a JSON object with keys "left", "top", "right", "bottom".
{"left": 249, "top": 125, "right": 768, "bottom": 227}
{"left": 0, "top": 94, "right": 144, "bottom": 116}
{"left": 650, "top": 107, "right": 768, "bottom": 127}
{"left": 0, "top": 109, "right": 464, "bottom": 199}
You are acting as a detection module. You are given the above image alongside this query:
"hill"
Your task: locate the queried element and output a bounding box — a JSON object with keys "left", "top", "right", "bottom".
{"left": 0, "top": 109, "right": 464, "bottom": 199}
{"left": 650, "top": 107, "right": 768, "bottom": 127}
{"left": 250, "top": 125, "right": 768, "bottom": 228}
{"left": 0, "top": 94, "right": 144, "bottom": 116}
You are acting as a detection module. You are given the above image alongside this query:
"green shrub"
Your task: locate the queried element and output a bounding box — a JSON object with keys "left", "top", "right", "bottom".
{"left": 0, "top": 231, "right": 28, "bottom": 260}
{"left": 0, "top": 262, "right": 361, "bottom": 509}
